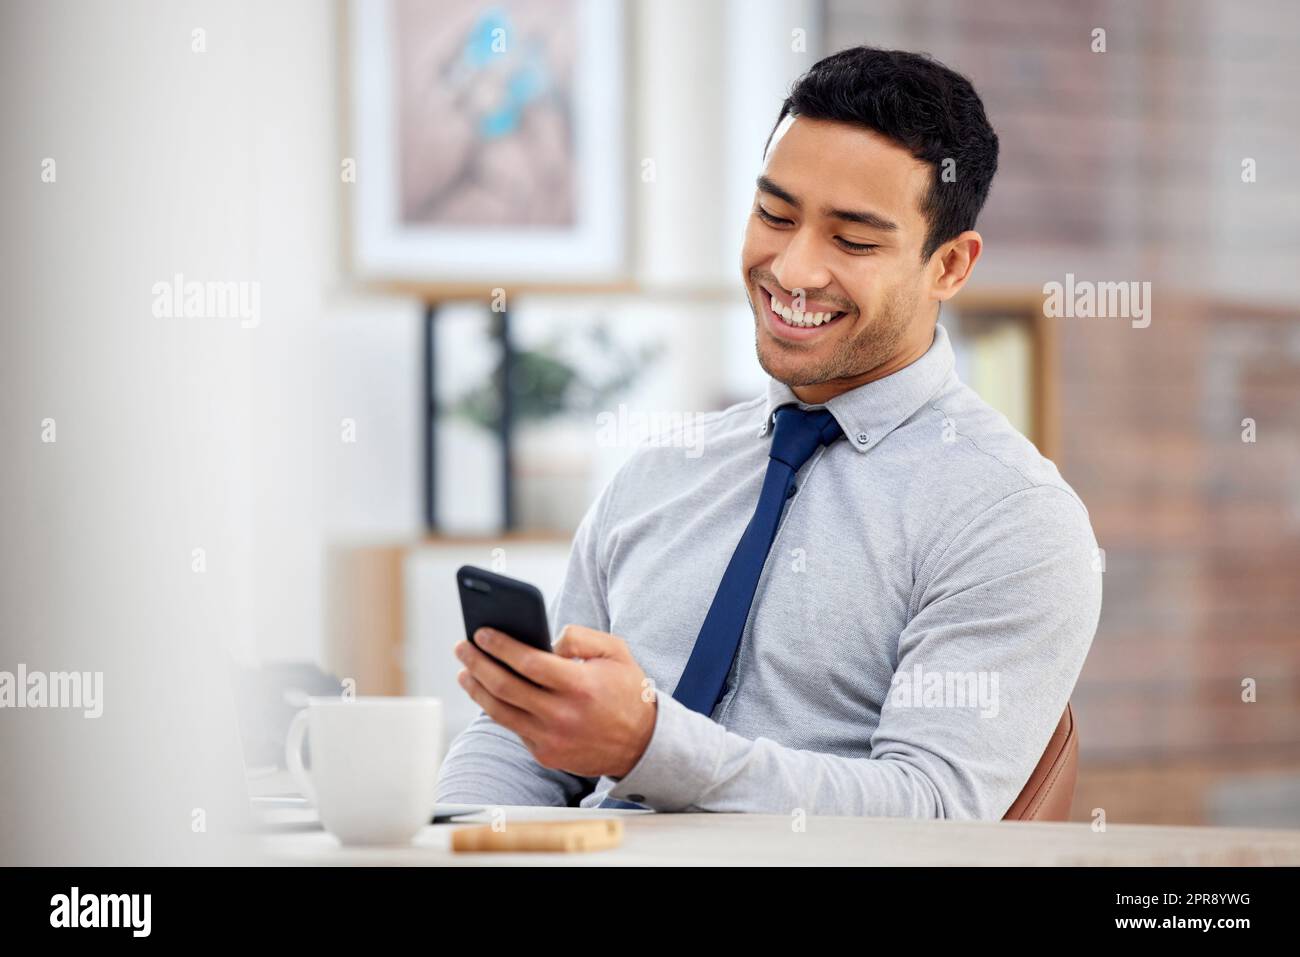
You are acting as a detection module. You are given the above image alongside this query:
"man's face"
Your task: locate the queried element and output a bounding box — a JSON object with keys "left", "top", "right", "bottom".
{"left": 741, "top": 116, "right": 937, "bottom": 390}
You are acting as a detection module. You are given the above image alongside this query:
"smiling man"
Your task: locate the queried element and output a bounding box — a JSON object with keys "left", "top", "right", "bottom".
{"left": 435, "top": 47, "right": 1102, "bottom": 818}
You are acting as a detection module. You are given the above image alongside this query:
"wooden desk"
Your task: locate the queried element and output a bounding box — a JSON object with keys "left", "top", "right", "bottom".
{"left": 256, "top": 805, "right": 1300, "bottom": 866}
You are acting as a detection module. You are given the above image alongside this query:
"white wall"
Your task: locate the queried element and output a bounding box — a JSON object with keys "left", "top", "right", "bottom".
{"left": 4, "top": 0, "right": 427, "bottom": 667}
{"left": 0, "top": 0, "right": 428, "bottom": 861}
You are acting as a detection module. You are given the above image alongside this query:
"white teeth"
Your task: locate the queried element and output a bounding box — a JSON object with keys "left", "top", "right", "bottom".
{"left": 770, "top": 292, "right": 837, "bottom": 328}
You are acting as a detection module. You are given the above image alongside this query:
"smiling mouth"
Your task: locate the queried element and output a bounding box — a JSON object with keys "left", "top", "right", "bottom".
{"left": 763, "top": 288, "right": 849, "bottom": 330}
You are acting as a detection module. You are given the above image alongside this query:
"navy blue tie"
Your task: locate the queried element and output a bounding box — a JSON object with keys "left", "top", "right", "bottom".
{"left": 600, "top": 404, "right": 844, "bottom": 809}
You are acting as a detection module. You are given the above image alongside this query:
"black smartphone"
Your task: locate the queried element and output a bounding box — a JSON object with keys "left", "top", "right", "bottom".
{"left": 456, "top": 566, "right": 553, "bottom": 675}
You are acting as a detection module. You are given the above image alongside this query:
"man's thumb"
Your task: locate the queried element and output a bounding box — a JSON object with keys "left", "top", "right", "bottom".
{"left": 553, "top": 624, "right": 623, "bottom": 661}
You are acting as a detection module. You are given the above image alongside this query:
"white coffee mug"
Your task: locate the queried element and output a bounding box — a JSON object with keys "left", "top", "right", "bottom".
{"left": 285, "top": 696, "right": 443, "bottom": 846}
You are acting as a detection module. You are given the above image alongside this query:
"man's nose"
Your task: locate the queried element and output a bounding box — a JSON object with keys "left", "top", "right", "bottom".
{"left": 770, "top": 228, "right": 832, "bottom": 297}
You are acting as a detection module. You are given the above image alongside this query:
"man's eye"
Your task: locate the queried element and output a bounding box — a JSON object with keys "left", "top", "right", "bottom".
{"left": 755, "top": 206, "right": 791, "bottom": 226}
{"left": 836, "top": 238, "right": 879, "bottom": 253}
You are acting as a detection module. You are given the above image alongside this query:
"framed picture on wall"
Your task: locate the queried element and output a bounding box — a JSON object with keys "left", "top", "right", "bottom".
{"left": 945, "top": 293, "right": 1059, "bottom": 460}
{"left": 348, "top": 0, "right": 629, "bottom": 290}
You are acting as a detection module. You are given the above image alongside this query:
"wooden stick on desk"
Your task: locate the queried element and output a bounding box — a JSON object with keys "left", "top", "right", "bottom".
{"left": 451, "top": 819, "right": 623, "bottom": 853}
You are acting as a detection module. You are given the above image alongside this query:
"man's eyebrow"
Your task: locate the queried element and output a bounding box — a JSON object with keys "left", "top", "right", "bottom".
{"left": 756, "top": 175, "right": 899, "bottom": 232}
{"left": 756, "top": 175, "right": 800, "bottom": 208}
{"left": 824, "top": 204, "right": 899, "bottom": 232}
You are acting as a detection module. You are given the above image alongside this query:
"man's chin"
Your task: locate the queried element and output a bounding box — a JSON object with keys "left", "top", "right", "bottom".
{"left": 755, "top": 336, "right": 829, "bottom": 388}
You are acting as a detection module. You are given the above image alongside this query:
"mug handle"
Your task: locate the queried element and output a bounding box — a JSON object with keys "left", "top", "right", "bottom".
{"left": 284, "top": 709, "right": 317, "bottom": 806}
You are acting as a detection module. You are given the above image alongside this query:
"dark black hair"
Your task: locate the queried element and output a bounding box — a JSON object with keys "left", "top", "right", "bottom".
{"left": 767, "top": 46, "right": 999, "bottom": 262}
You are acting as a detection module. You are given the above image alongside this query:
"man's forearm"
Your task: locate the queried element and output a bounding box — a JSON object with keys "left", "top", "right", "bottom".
{"left": 607, "top": 692, "right": 1028, "bottom": 818}
{"left": 436, "top": 711, "right": 593, "bottom": 807}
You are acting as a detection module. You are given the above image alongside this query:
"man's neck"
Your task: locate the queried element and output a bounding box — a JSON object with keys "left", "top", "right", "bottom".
{"left": 790, "top": 325, "right": 936, "bottom": 405}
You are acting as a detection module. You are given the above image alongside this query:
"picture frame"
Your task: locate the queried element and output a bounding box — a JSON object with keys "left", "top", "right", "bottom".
{"left": 347, "top": 0, "right": 629, "bottom": 290}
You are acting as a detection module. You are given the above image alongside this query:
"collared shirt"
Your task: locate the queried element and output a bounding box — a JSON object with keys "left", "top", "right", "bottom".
{"left": 435, "top": 323, "right": 1102, "bottom": 818}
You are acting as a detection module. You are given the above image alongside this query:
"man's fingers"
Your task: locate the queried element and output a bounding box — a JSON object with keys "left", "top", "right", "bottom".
{"left": 472, "top": 629, "right": 582, "bottom": 690}
{"left": 552, "top": 623, "right": 627, "bottom": 662}
{"left": 457, "top": 669, "right": 543, "bottom": 741}
{"left": 459, "top": 639, "right": 554, "bottom": 712}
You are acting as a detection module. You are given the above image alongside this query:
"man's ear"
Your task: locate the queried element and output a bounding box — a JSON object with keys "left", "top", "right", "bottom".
{"left": 928, "top": 231, "right": 983, "bottom": 302}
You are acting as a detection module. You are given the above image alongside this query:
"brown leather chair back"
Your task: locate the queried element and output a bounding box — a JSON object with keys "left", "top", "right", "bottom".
{"left": 1002, "top": 703, "right": 1077, "bottom": 821}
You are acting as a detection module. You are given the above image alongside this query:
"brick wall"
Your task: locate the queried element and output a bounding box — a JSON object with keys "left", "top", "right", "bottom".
{"left": 1059, "top": 301, "right": 1300, "bottom": 764}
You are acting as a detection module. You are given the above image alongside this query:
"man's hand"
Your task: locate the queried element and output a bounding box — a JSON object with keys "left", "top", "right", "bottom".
{"left": 453, "top": 624, "right": 658, "bottom": 779}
